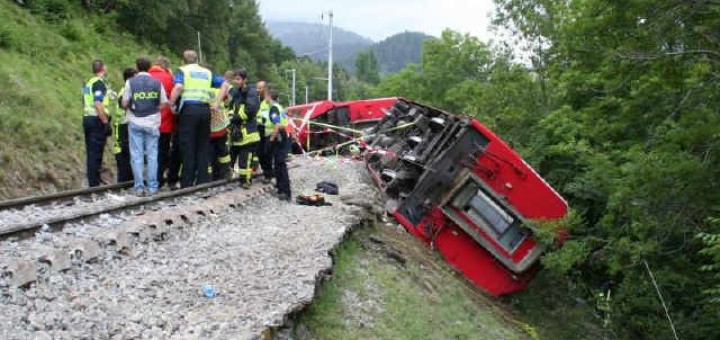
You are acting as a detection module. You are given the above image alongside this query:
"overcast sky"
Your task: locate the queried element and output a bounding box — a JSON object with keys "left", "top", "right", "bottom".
{"left": 258, "top": 0, "right": 496, "bottom": 42}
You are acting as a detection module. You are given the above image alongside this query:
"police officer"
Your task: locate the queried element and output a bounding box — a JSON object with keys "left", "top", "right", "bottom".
{"left": 169, "top": 50, "right": 227, "bottom": 188}
{"left": 256, "top": 80, "right": 273, "bottom": 183}
{"left": 122, "top": 56, "right": 168, "bottom": 196}
{"left": 227, "top": 69, "right": 260, "bottom": 189}
{"left": 265, "top": 88, "right": 291, "bottom": 201}
{"left": 82, "top": 59, "right": 113, "bottom": 187}
{"left": 111, "top": 68, "right": 137, "bottom": 183}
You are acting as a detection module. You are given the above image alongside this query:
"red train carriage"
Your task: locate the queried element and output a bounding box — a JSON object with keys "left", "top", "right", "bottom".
{"left": 286, "top": 98, "right": 397, "bottom": 152}
{"left": 365, "top": 99, "right": 568, "bottom": 295}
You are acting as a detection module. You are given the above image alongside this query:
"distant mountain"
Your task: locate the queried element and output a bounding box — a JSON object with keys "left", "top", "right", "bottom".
{"left": 266, "top": 21, "right": 372, "bottom": 71}
{"left": 266, "top": 21, "right": 433, "bottom": 75}
{"left": 372, "top": 31, "right": 433, "bottom": 74}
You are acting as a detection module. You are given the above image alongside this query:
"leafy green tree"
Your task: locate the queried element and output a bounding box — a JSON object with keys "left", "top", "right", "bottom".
{"left": 372, "top": 0, "right": 720, "bottom": 336}
{"left": 355, "top": 49, "right": 380, "bottom": 84}
{"left": 491, "top": 0, "right": 720, "bottom": 338}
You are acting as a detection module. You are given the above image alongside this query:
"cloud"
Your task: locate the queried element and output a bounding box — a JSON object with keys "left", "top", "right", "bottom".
{"left": 258, "top": 0, "right": 496, "bottom": 41}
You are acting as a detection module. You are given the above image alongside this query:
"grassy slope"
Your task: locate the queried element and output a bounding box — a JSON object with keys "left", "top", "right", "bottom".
{"left": 0, "top": 2, "right": 172, "bottom": 198}
{"left": 293, "top": 223, "right": 533, "bottom": 340}
{"left": 294, "top": 223, "right": 608, "bottom": 340}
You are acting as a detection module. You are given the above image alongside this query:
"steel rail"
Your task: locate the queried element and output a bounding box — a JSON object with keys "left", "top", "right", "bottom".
{"left": 0, "top": 181, "right": 134, "bottom": 211}
{"left": 0, "top": 179, "right": 235, "bottom": 239}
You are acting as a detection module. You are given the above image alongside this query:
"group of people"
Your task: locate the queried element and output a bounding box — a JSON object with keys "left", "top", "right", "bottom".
{"left": 81, "top": 50, "right": 292, "bottom": 201}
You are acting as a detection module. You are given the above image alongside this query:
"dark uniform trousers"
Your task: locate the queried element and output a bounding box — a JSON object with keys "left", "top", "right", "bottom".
{"left": 83, "top": 115, "right": 108, "bottom": 187}
{"left": 115, "top": 123, "right": 133, "bottom": 183}
{"left": 231, "top": 142, "right": 259, "bottom": 184}
{"left": 178, "top": 104, "right": 211, "bottom": 188}
{"left": 271, "top": 133, "right": 291, "bottom": 196}
{"left": 210, "top": 133, "right": 231, "bottom": 180}
{"left": 258, "top": 129, "right": 273, "bottom": 179}
{"left": 158, "top": 131, "right": 182, "bottom": 187}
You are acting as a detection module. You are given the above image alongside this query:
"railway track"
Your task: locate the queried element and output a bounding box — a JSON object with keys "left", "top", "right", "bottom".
{"left": 0, "top": 181, "right": 133, "bottom": 211}
{"left": 0, "top": 157, "right": 374, "bottom": 338}
{"left": 0, "top": 179, "right": 275, "bottom": 286}
{"left": 0, "top": 163, "right": 300, "bottom": 239}
{"left": 0, "top": 163, "right": 304, "bottom": 287}
{"left": 0, "top": 178, "right": 234, "bottom": 239}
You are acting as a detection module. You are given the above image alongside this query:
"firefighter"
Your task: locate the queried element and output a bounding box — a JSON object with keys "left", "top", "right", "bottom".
{"left": 227, "top": 69, "right": 260, "bottom": 189}
{"left": 265, "top": 87, "right": 291, "bottom": 201}
{"left": 207, "top": 70, "right": 234, "bottom": 180}
{"left": 111, "top": 68, "right": 137, "bottom": 183}
{"left": 256, "top": 80, "right": 273, "bottom": 183}
{"left": 169, "top": 50, "right": 228, "bottom": 188}
{"left": 82, "top": 59, "right": 113, "bottom": 187}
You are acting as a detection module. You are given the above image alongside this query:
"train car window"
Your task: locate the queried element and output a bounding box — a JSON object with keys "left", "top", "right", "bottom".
{"left": 335, "top": 107, "right": 350, "bottom": 126}
{"left": 451, "top": 181, "right": 527, "bottom": 251}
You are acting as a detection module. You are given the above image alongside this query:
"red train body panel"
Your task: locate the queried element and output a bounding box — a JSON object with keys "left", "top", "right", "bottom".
{"left": 365, "top": 99, "right": 568, "bottom": 295}
{"left": 286, "top": 98, "right": 397, "bottom": 152}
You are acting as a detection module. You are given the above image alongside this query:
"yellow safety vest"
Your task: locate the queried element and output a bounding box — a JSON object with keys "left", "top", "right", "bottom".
{"left": 271, "top": 102, "right": 286, "bottom": 127}
{"left": 179, "top": 64, "right": 213, "bottom": 105}
{"left": 258, "top": 100, "right": 272, "bottom": 135}
{"left": 82, "top": 76, "right": 111, "bottom": 116}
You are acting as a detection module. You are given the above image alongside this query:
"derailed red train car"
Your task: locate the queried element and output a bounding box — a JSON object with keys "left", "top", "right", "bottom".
{"left": 286, "top": 98, "right": 397, "bottom": 152}
{"left": 365, "top": 99, "right": 568, "bottom": 295}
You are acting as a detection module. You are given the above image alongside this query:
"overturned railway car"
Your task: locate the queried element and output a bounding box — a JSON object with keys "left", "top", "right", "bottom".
{"left": 364, "top": 99, "right": 568, "bottom": 295}
{"left": 286, "top": 98, "right": 397, "bottom": 153}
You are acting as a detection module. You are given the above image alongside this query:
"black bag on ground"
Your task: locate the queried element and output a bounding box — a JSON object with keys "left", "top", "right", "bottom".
{"left": 315, "top": 181, "right": 339, "bottom": 195}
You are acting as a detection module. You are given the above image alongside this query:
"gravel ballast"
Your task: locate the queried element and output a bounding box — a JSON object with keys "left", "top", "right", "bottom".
{"left": 0, "top": 156, "right": 377, "bottom": 339}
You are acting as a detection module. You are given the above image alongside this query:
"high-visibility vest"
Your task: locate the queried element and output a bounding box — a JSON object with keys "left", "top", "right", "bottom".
{"left": 82, "top": 76, "right": 110, "bottom": 116}
{"left": 178, "top": 64, "right": 213, "bottom": 105}
{"left": 271, "top": 102, "right": 286, "bottom": 127}
{"left": 258, "top": 100, "right": 272, "bottom": 135}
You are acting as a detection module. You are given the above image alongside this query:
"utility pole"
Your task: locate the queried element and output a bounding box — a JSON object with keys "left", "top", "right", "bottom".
{"left": 327, "top": 10, "right": 333, "bottom": 101}
{"left": 197, "top": 31, "right": 203, "bottom": 64}
{"left": 291, "top": 68, "right": 296, "bottom": 107}
{"left": 286, "top": 69, "right": 297, "bottom": 107}
{"left": 305, "top": 85, "right": 309, "bottom": 104}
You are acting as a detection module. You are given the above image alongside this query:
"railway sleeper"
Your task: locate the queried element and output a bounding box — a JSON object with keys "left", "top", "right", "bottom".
{"left": 193, "top": 204, "right": 214, "bottom": 218}
{"left": 122, "top": 223, "right": 153, "bottom": 243}
{"left": 146, "top": 222, "right": 170, "bottom": 242}
{"left": 67, "top": 239, "right": 101, "bottom": 263}
{"left": 3, "top": 259, "right": 38, "bottom": 287}
{"left": 97, "top": 229, "right": 132, "bottom": 252}
{"left": 38, "top": 249, "right": 72, "bottom": 272}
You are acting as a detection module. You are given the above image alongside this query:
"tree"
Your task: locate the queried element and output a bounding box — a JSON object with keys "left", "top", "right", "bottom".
{"left": 492, "top": 0, "right": 720, "bottom": 338}
{"left": 355, "top": 49, "right": 380, "bottom": 84}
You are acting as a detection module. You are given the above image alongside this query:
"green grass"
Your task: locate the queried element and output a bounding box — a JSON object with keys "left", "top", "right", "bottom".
{"left": 294, "top": 225, "right": 530, "bottom": 340}
{"left": 0, "top": 2, "right": 175, "bottom": 198}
